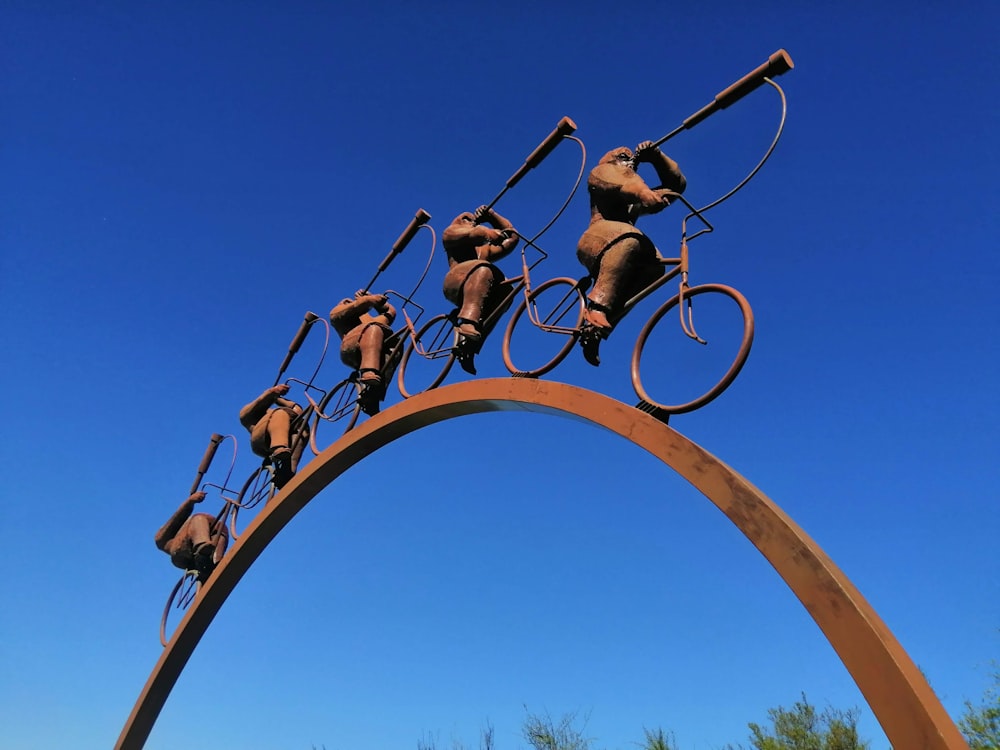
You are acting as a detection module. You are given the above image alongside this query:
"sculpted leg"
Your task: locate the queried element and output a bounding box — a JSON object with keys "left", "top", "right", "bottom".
{"left": 265, "top": 408, "right": 291, "bottom": 455}
{"left": 358, "top": 324, "right": 387, "bottom": 416}
{"left": 187, "top": 514, "right": 212, "bottom": 547}
{"left": 457, "top": 266, "right": 495, "bottom": 337}
{"left": 358, "top": 325, "right": 386, "bottom": 375}
{"left": 588, "top": 238, "right": 642, "bottom": 320}
{"left": 183, "top": 514, "right": 216, "bottom": 568}
{"left": 454, "top": 266, "right": 497, "bottom": 376}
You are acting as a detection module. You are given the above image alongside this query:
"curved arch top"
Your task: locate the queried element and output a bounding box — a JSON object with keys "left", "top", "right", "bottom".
{"left": 117, "top": 379, "right": 967, "bottom": 750}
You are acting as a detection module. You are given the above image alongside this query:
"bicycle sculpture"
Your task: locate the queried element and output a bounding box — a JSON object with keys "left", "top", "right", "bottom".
{"left": 502, "top": 50, "right": 794, "bottom": 418}
{"left": 121, "top": 49, "right": 968, "bottom": 750}
{"left": 229, "top": 209, "right": 437, "bottom": 538}
{"left": 151, "top": 50, "right": 796, "bottom": 645}
{"left": 157, "top": 432, "right": 239, "bottom": 646}
{"left": 308, "top": 209, "right": 440, "bottom": 437}
{"left": 396, "top": 116, "right": 586, "bottom": 398}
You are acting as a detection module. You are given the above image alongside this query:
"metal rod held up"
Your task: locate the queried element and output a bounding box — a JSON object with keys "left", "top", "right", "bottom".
{"left": 189, "top": 433, "right": 224, "bottom": 495}
{"left": 274, "top": 311, "right": 320, "bottom": 386}
{"left": 484, "top": 116, "right": 578, "bottom": 211}
{"left": 364, "top": 208, "right": 432, "bottom": 292}
{"left": 651, "top": 49, "right": 794, "bottom": 149}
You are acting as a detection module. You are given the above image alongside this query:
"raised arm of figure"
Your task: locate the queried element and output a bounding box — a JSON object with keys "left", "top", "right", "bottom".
{"left": 473, "top": 205, "right": 520, "bottom": 263}
{"left": 442, "top": 213, "right": 498, "bottom": 247}
{"left": 153, "top": 492, "right": 204, "bottom": 551}
{"left": 635, "top": 140, "right": 687, "bottom": 195}
{"left": 238, "top": 385, "right": 289, "bottom": 429}
{"left": 373, "top": 295, "right": 397, "bottom": 327}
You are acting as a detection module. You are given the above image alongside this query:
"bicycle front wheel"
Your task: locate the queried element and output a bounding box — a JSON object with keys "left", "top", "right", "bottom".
{"left": 631, "top": 283, "right": 754, "bottom": 414}
{"left": 397, "top": 313, "right": 457, "bottom": 399}
{"left": 229, "top": 464, "right": 276, "bottom": 539}
{"left": 502, "top": 277, "right": 585, "bottom": 378}
{"left": 312, "top": 378, "right": 362, "bottom": 451}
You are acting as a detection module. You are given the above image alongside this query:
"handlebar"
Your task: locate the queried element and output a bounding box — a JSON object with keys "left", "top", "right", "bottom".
{"left": 651, "top": 49, "right": 794, "bottom": 148}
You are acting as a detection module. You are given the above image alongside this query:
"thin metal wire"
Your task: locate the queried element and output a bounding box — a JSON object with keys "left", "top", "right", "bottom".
{"left": 692, "top": 77, "right": 787, "bottom": 218}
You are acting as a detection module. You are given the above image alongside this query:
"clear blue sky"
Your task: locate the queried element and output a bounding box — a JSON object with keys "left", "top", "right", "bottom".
{"left": 2, "top": 2, "right": 997, "bottom": 749}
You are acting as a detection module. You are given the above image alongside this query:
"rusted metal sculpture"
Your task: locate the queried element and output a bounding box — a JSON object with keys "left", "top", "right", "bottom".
{"left": 123, "top": 46, "right": 967, "bottom": 750}
{"left": 330, "top": 290, "right": 398, "bottom": 414}
{"left": 238, "top": 384, "right": 306, "bottom": 489}
{"left": 575, "top": 141, "right": 687, "bottom": 365}
{"left": 309, "top": 208, "right": 436, "bottom": 430}
{"left": 119, "top": 379, "right": 968, "bottom": 750}
{"left": 397, "top": 117, "right": 585, "bottom": 397}
{"left": 502, "top": 51, "right": 796, "bottom": 417}
{"left": 441, "top": 206, "right": 520, "bottom": 374}
{"left": 158, "top": 432, "right": 239, "bottom": 646}
{"left": 154, "top": 491, "right": 227, "bottom": 574}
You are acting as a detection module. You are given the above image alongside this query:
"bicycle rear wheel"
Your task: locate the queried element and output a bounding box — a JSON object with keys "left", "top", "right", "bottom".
{"left": 502, "top": 277, "right": 585, "bottom": 377}
{"left": 159, "top": 570, "right": 200, "bottom": 647}
{"left": 397, "top": 313, "right": 457, "bottom": 398}
{"left": 631, "top": 283, "right": 753, "bottom": 414}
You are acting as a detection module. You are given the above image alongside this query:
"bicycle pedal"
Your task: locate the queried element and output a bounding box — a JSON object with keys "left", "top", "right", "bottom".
{"left": 635, "top": 400, "right": 670, "bottom": 424}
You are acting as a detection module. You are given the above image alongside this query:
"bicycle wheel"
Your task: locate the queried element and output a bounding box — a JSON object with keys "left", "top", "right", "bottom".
{"left": 159, "top": 570, "right": 200, "bottom": 647}
{"left": 631, "top": 283, "right": 754, "bottom": 414}
{"left": 502, "top": 277, "right": 585, "bottom": 377}
{"left": 397, "top": 313, "right": 457, "bottom": 399}
{"left": 313, "top": 378, "right": 362, "bottom": 448}
{"left": 229, "top": 464, "right": 276, "bottom": 539}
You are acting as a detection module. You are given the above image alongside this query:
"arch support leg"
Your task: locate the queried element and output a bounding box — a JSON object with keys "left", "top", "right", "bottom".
{"left": 116, "top": 379, "right": 967, "bottom": 750}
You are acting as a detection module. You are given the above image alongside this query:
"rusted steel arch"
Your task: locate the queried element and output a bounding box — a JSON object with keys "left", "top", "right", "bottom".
{"left": 116, "top": 379, "right": 967, "bottom": 750}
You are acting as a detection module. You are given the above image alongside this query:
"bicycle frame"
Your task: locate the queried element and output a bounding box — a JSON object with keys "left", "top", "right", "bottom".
{"left": 407, "top": 235, "right": 556, "bottom": 362}
{"left": 599, "top": 191, "right": 715, "bottom": 343}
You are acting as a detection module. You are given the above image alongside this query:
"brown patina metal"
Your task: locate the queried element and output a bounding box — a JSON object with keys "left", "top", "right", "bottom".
{"left": 396, "top": 117, "right": 585, "bottom": 394}
{"left": 502, "top": 54, "right": 794, "bottom": 410}
{"left": 120, "top": 379, "right": 967, "bottom": 750}
{"left": 127, "top": 49, "right": 965, "bottom": 750}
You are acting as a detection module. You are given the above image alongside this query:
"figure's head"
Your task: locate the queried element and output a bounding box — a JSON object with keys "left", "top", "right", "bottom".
{"left": 453, "top": 212, "right": 476, "bottom": 225}
{"left": 600, "top": 146, "right": 635, "bottom": 169}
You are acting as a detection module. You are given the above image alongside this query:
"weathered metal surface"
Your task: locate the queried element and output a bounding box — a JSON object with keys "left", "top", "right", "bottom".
{"left": 117, "top": 378, "right": 967, "bottom": 750}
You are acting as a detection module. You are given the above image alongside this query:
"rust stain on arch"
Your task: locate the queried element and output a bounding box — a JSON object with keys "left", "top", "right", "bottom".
{"left": 116, "top": 379, "right": 967, "bottom": 750}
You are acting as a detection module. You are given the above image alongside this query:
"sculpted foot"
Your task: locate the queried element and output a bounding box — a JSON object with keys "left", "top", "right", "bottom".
{"left": 269, "top": 446, "right": 294, "bottom": 489}
{"left": 194, "top": 541, "right": 216, "bottom": 568}
{"left": 358, "top": 369, "right": 384, "bottom": 416}
{"left": 583, "top": 306, "right": 612, "bottom": 332}
{"left": 579, "top": 317, "right": 611, "bottom": 367}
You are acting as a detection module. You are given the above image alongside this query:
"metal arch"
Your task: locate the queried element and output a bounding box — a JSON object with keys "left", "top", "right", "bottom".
{"left": 117, "top": 379, "right": 967, "bottom": 750}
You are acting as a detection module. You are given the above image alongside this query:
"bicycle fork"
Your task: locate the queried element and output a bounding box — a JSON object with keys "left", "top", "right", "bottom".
{"left": 678, "top": 240, "right": 708, "bottom": 345}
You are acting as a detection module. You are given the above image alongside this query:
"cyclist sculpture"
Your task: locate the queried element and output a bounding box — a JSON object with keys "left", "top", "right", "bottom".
{"left": 329, "top": 290, "right": 398, "bottom": 415}
{"left": 441, "top": 206, "right": 520, "bottom": 374}
{"left": 154, "top": 491, "right": 228, "bottom": 579}
{"left": 576, "top": 141, "right": 686, "bottom": 366}
{"left": 238, "top": 384, "right": 304, "bottom": 488}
